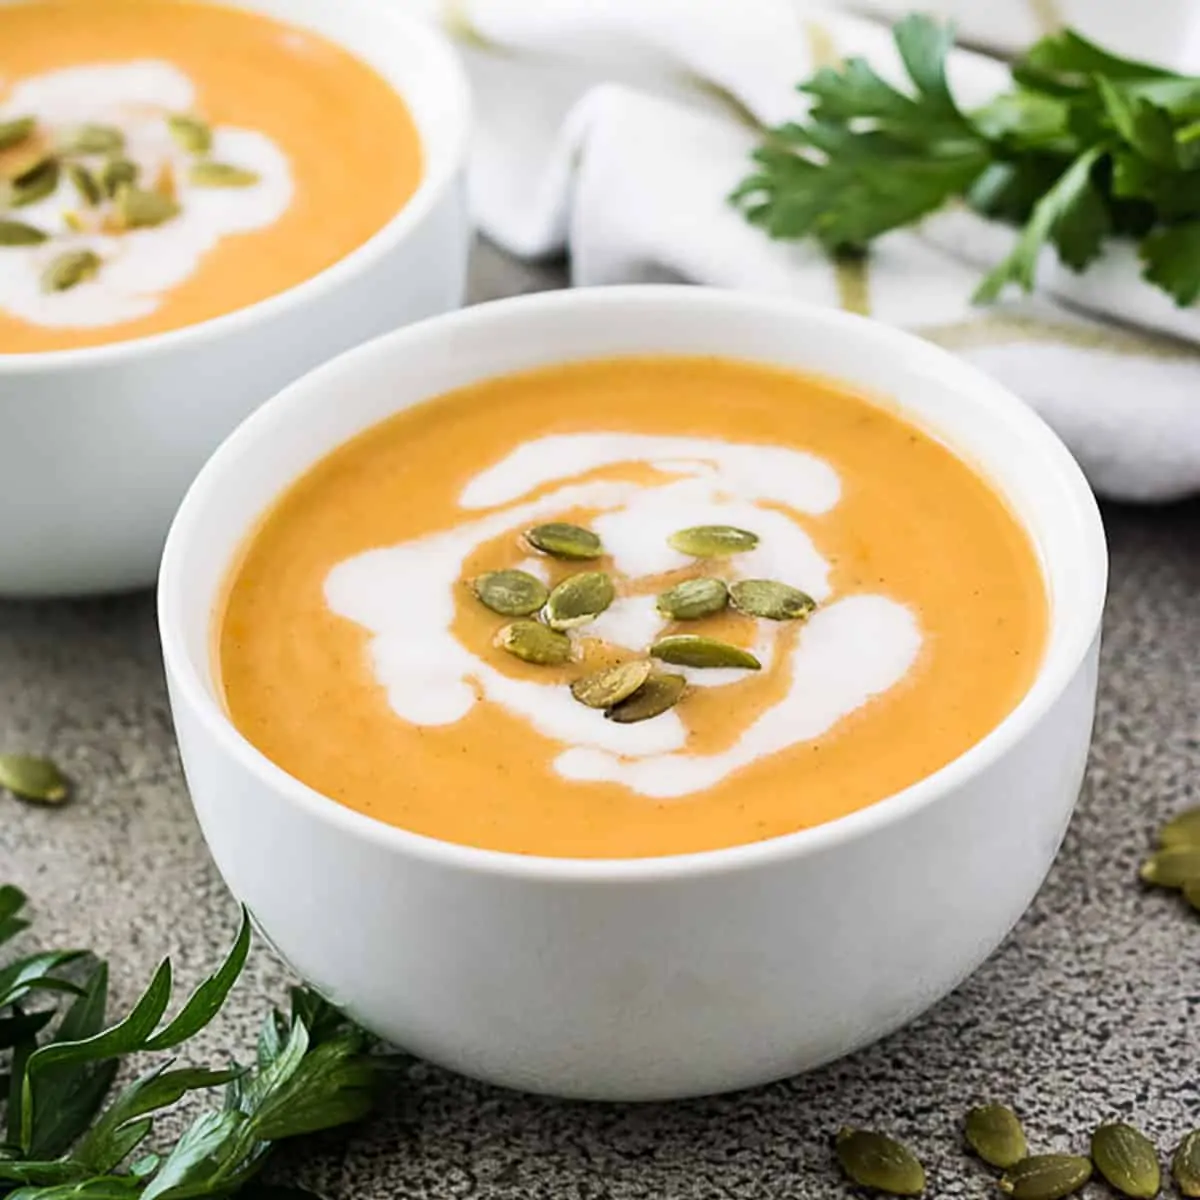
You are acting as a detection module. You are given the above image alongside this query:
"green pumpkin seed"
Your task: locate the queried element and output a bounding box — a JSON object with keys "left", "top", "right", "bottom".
{"left": 1139, "top": 847, "right": 1200, "bottom": 889}
{"left": 965, "top": 1104, "right": 1028, "bottom": 1169}
{"left": 1091, "top": 1123, "right": 1160, "bottom": 1199}
{"left": 835, "top": 1129, "right": 925, "bottom": 1197}
{"left": 668, "top": 525, "right": 759, "bottom": 558}
{"left": 0, "top": 218, "right": 48, "bottom": 246}
{"left": 656, "top": 577, "right": 728, "bottom": 621}
{"left": 1160, "top": 806, "right": 1200, "bottom": 849}
{"left": 496, "top": 620, "right": 572, "bottom": 666}
{"left": 41, "top": 249, "right": 102, "bottom": 293}
{"left": 605, "top": 673, "right": 686, "bottom": 724}
{"left": 999, "top": 1155, "right": 1093, "bottom": 1200}
{"left": 0, "top": 754, "right": 69, "bottom": 805}
{"left": 525, "top": 522, "right": 603, "bottom": 561}
{"left": 1172, "top": 1130, "right": 1200, "bottom": 1197}
{"left": 101, "top": 157, "right": 139, "bottom": 197}
{"left": 167, "top": 113, "right": 213, "bottom": 155}
{"left": 650, "top": 634, "right": 761, "bottom": 671}
{"left": 189, "top": 160, "right": 260, "bottom": 188}
{"left": 544, "top": 571, "right": 615, "bottom": 630}
{"left": 729, "top": 579, "right": 816, "bottom": 621}
{"left": 0, "top": 116, "right": 36, "bottom": 152}
{"left": 114, "top": 185, "right": 181, "bottom": 230}
{"left": 6, "top": 156, "right": 59, "bottom": 207}
{"left": 571, "top": 660, "right": 653, "bottom": 710}
{"left": 58, "top": 123, "right": 125, "bottom": 156}
{"left": 471, "top": 569, "right": 548, "bottom": 617}
{"left": 66, "top": 162, "right": 102, "bottom": 207}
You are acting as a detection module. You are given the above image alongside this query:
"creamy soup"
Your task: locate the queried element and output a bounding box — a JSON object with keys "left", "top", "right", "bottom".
{"left": 218, "top": 357, "right": 1048, "bottom": 859}
{"left": 0, "top": 0, "right": 422, "bottom": 353}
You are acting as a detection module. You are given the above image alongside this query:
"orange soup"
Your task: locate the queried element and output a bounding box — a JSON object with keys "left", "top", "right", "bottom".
{"left": 0, "top": 0, "right": 422, "bottom": 353}
{"left": 217, "top": 357, "right": 1048, "bottom": 859}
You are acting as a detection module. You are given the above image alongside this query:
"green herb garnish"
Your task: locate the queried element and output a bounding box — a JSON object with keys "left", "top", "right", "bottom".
{"left": 733, "top": 15, "right": 1200, "bottom": 306}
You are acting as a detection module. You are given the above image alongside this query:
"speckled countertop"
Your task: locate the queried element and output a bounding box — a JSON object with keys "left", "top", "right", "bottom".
{"left": 3, "top": 241, "right": 1200, "bottom": 1199}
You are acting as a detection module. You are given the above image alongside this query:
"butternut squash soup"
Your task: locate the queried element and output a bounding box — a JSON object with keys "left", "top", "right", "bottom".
{"left": 0, "top": 0, "right": 422, "bottom": 353}
{"left": 217, "top": 357, "right": 1048, "bottom": 859}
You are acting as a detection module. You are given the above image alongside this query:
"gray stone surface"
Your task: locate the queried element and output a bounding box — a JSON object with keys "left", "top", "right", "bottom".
{"left": 3, "top": 239, "right": 1200, "bottom": 1198}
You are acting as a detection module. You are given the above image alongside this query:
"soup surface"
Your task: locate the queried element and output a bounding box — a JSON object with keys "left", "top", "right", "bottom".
{"left": 218, "top": 357, "right": 1048, "bottom": 859}
{"left": 0, "top": 0, "right": 422, "bottom": 353}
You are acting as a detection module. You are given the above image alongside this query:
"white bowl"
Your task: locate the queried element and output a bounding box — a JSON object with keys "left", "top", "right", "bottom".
{"left": 0, "top": 0, "right": 471, "bottom": 597}
{"left": 159, "top": 286, "right": 1107, "bottom": 1102}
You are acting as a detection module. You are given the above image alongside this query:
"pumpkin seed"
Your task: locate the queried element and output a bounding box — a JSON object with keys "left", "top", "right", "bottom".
{"left": 496, "top": 620, "right": 573, "bottom": 666}
{"left": 0, "top": 754, "right": 69, "bottom": 805}
{"left": 167, "top": 113, "right": 213, "bottom": 155}
{"left": 1091, "top": 1123, "right": 1160, "bottom": 1199}
{"left": 471, "top": 569, "right": 548, "bottom": 617}
{"left": 1172, "top": 1130, "right": 1200, "bottom": 1197}
{"left": 59, "top": 123, "right": 125, "bottom": 156}
{"left": 1160, "top": 806, "right": 1200, "bottom": 849}
{"left": 571, "top": 660, "right": 653, "bottom": 710}
{"left": 189, "top": 160, "right": 260, "bottom": 188}
{"left": 41, "top": 248, "right": 101, "bottom": 293}
{"left": 999, "top": 1155, "right": 1093, "bottom": 1200}
{"left": 650, "top": 634, "right": 761, "bottom": 671}
{"left": 1139, "top": 847, "right": 1200, "bottom": 889}
{"left": 114, "top": 185, "right": 180, "bottom": 230}
{"left": 834, "top": 1128, "right": 925, "bottom": 1197}
{"left": 66, "top": 162, "right": 102, "bottom": 207}
{"left": 7, "top": 156, "right": 59, "bottom": 207}
{"left": 729, "top": 579, "right": 816, "bottom": 621}
{"left": 668, "top": 525, "right": 759, "bottom": 558}
{"left": 656, "top": 577, "right": 728, "bottom": 621}
{"left": 544, "top": 571, "right": 615, "bottom": 630}
{"left": 0, "top": 116, "right": 35, "bottom": 152}
{"left": 965, "top": 1104, "right": 1028, "bottom": 1169}
{"left": 605, "top": 672, "right": 687, "bottom": 724}
{"left": 525, "top": 522, "right": 603, "bottom": 561}
{"left": 0, "top": 218, "right": 48, "bottom": 246}
{"left": 101, "top": 157, "right": 139, "bottom": 197}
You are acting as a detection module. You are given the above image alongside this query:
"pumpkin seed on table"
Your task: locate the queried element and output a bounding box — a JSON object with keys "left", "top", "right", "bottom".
{"left": 0, "top": 218, "right": 48, "bottom": 246}
{"left": 0, "top": 753, "right": 69, "bottom": 805}
{"left": 965, "top": 1104, "right": 1027, "bottom": 1169}
{"left": 1091, "top": 1123, "right": 1160, "bottom": 1199}
{"left": 656, "top": 577, "right": 728, "bottom": 620}
{"left": 1139, "top": 846, "right": 1200, "bottom": 888}
{"left": 189, "top": 160, "right": 260, "bottom": 188}
{"left": 544, "top": 571, "right": 615, "bottom": 630}
{"left": 6, "top": 156, "right": 59, "bottom": 207}
{"left": 58, "top": 123, "right": 125, "bottom": 155}
{"left": 1159, "top": 806, "right": 1200, "bottom": 849}
{"left": 101, "top": 157, "right": 139, "bottom": 197}
{"left": 1172, "top": 1130, "right": 1200, "bottom": 1197}
{"left": 471, "top": 569, "right": 548, "bottom": 617}
{"left": 525, "top": 522, "right": 603, "bottom": 561}
{"left": 495, "top": 620, "right": 572, "bottom": 666}
{"left": 66, "top": 161, "right": 102, "bottom": 207}
{"left": 0, "top": 115, "right": 35, "bottom": 151}
{"left": 999, "top": 1155, "right": 1092, "bottom": 1200}
{"left": 571, "top": 660, "right": 652, "bottom": 710}
{"left": 834, "top": 1128, "right": 925, "bottom": 1196}
{"left": 650, "top": 634, "right": 761, "bottom": 671}
{"left": 167, "top": 113, "right": 213, "bottom": 155}
{"left": 668, "top": 524, "right": 759, "bottom": 558}
{"left": 605, "top": 673, "right": 686, "bottom": 724}
{"left": 41, "top": 248, "right": 101, "bottom": 293}
{"left": 729, "top": 579, "right": 816, "bottom": 621}
{"left": 114, "top": 185, "right": 181, "bottom": 230}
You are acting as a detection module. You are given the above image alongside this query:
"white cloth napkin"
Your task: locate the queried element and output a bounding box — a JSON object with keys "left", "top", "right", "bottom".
{"left": 421, "top": 0, "right": 1200, "bottom": 502}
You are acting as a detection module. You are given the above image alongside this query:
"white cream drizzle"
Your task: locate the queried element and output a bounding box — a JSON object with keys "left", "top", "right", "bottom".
{"left": 0, "top": 61, "right": 293, "bottom": 330}
{"left": 325, "top": 433, "right": 923, "bottom": 800}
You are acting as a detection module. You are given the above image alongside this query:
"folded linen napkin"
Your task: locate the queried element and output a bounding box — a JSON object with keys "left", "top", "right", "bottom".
{"left": 419, "top": 0, "right": 1200, "bottom": 502}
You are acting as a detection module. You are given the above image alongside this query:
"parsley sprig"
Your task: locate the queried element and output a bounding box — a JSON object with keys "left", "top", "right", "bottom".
{"left": 0, "top": 885, "right": 383, "bottom": 1200}
{"left": 733, "top": 15, "right": 1200, "bottom": 306}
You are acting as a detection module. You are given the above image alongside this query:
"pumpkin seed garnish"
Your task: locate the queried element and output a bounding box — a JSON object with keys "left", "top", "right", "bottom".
{"left": 571, "top": 660, "right": 653, "bottom": 710}
{"left": 496, "top": 620, "right": 573, "bottom": 667}
{"left": 544, "top": 571, "right": 615, "bottom": 630}
{"left": 471, "top": 569, "right": 549, "bottom": 617}
{"left": 114, "top": 185, "right": 181, "bottom": 230}
{"left": 668, "top": 525, "right": 759, "bottom": 558}
{"left": 0, "top": 218, "right": 48, "bottom": 246}
{"left": 965, "top": 1104, "right": 1028, "bottom": 1169}
{"left": 834, "top": 1128, "right": 925, "bottom": 1197}
{"left": 59, "top": 123, "right": 125, "bottom": 156}
{"left": 101, "top": 157, "right": 139, "bottom": 197}
{"left": 189, "top": 160, "right": 261, "bottom": 188}
{"left": 1172, "top": 1131, "right": 1200, "bottom": 1197}
{"left": 167, "top": 113, "right": 213, "bottom": 155}
{"left": 650, "top": 634, "right": 761, "bottom": 671}
{"left": 1159, "top": 806, "right": 1200, "bottom": 849}
{"left": 999, "top": 1155, "right": 1093, "bottom": 1200}
{"left": 656, "top": 577, "right": 728, "bottom": 621}
{"left": 0, "top": 753, "right": 70, "bottom": 805}
{"left": 525, "top": 522, "right": 603, "bottom": 561}
{"left": 1139, "top": 847, "right": 1200, "bottom": 889}
{"left": 66, "top": 162, "right": 102, "bottom": 207}
{"left": 605, "top": 672, "right": 687, "bottom": 724}
{"left": 1092, "top": 1122, "right": 1161, "bottom": 1199}
{"left": 41, "top": 248, "right": 101, "bottom": 293}
{"left": 729, "top": 579, "right": 816, "bottom": 621}
{"left": 0, "top": 116, "right": 36, "bottom": 152}
{"left": 6, "top": 156, "right": 59, "bottom": 207}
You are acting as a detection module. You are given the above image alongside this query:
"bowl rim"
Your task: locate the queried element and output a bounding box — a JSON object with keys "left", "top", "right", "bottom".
{"left": 0, "top": 0, "right": 471, "bottom": 376}
{"left": 159, "top": 285, "right": 1109, "bottom": 884}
